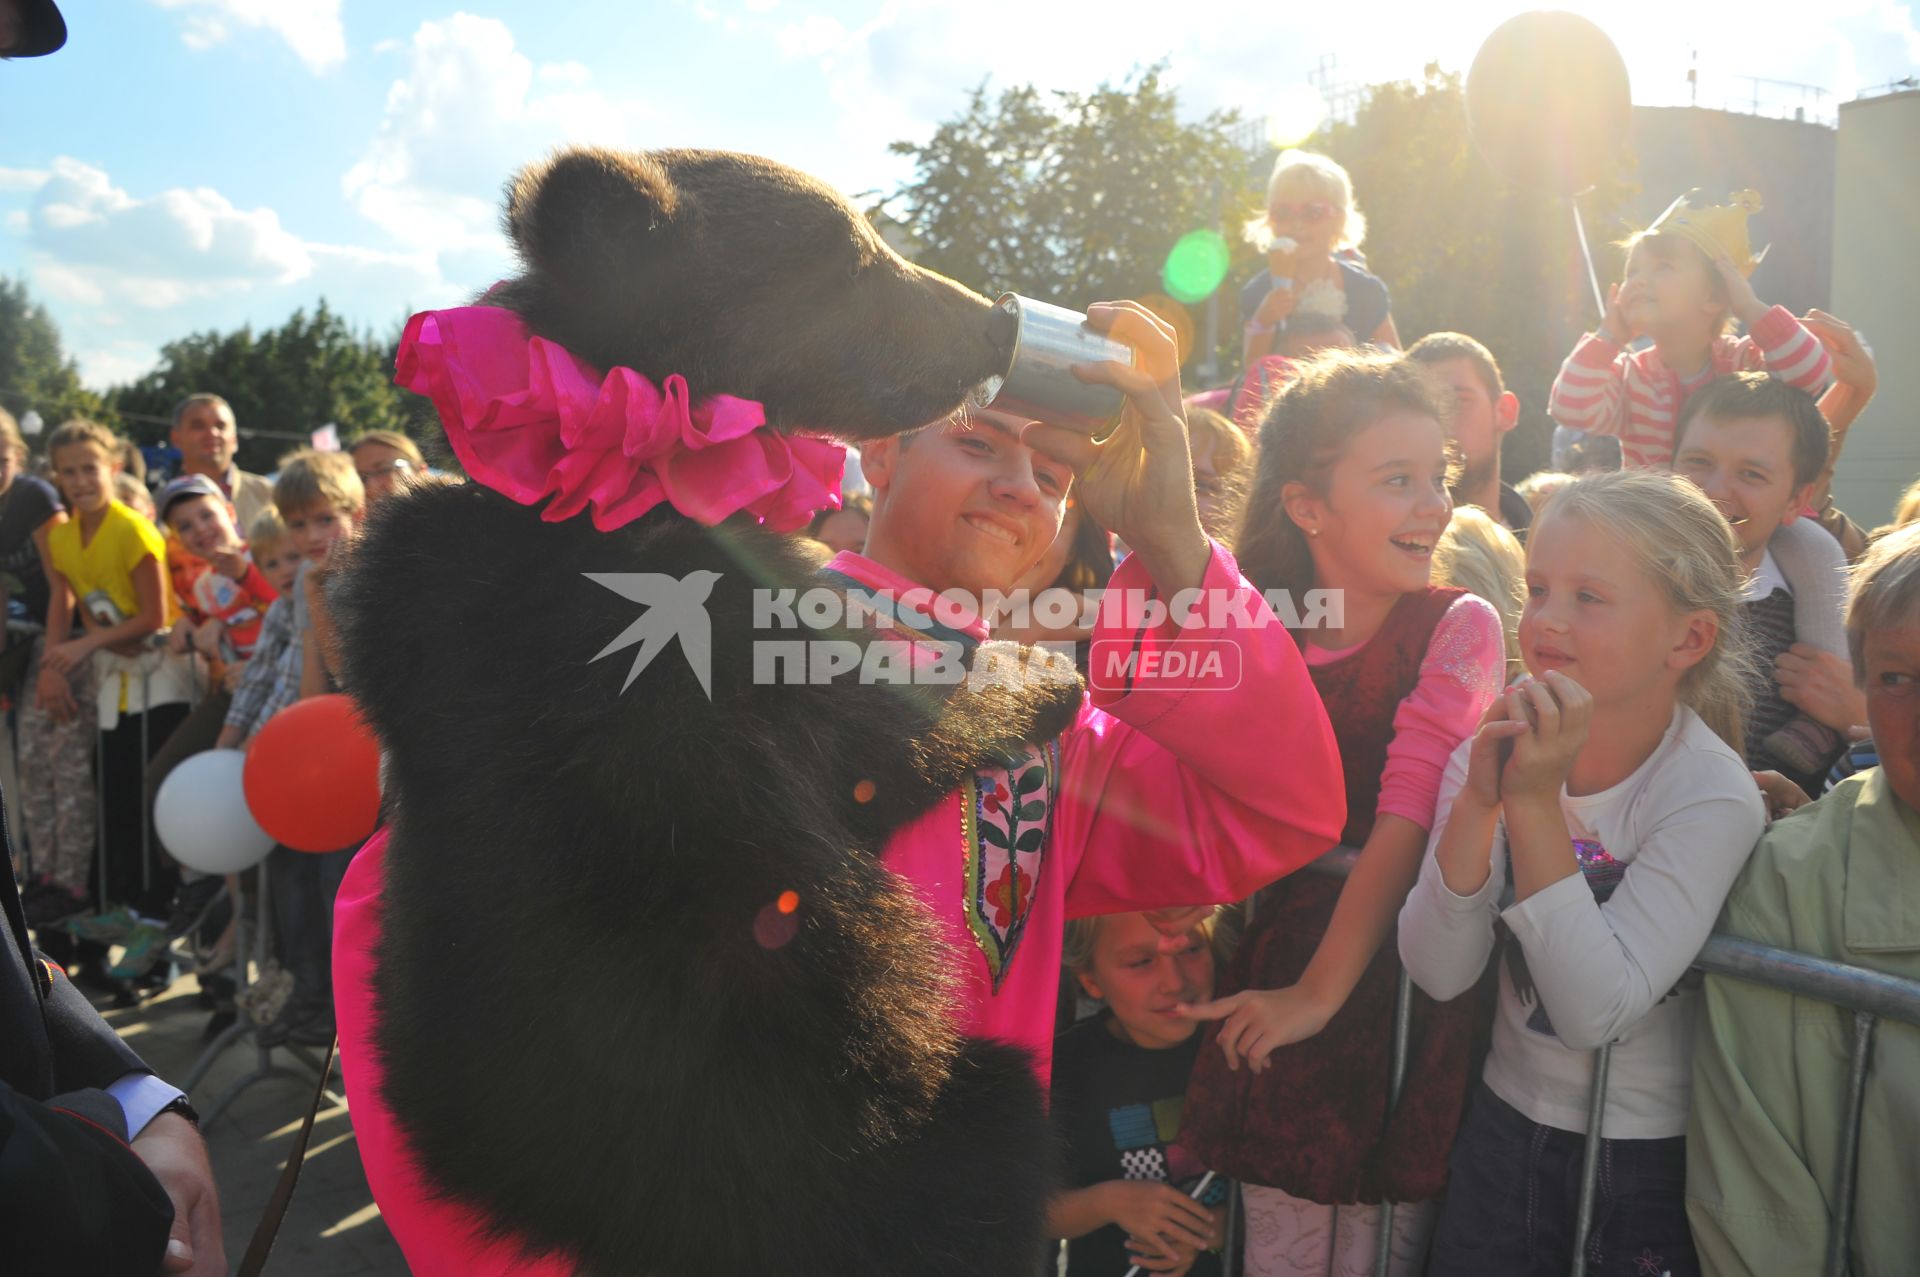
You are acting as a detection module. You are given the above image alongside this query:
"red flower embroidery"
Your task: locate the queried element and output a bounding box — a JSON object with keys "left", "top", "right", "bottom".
{"left": 985, "top": 862, "right": 1031, "bottom": 928}
{"left": 982, "top": 781, "right": 1009, "bottom": 815}
{"left": 1634, "top": 1251, "right": 1666, "bottom": 1276}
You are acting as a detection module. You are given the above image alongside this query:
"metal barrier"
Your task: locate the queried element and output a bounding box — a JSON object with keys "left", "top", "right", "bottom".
{"left": 1287, "top": 844, "right": 1920, "bottom": 1277}
{"left": 7, "top": 618, "right": 202, "bottom": 922}
{"left": 1565, "top": 935, "right": 1920, "bottom": 1277}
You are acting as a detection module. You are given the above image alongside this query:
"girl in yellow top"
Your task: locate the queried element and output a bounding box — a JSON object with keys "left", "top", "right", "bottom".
{"left": 39, "top": 419, "right": 188, "bottom": 973}
{"left": 40, "top": 419, "right": 168, "bottom": 682}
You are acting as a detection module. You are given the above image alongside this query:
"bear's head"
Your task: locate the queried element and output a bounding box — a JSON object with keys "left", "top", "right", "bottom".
{"left": 489, "top": 146, "right": 1012, "bottom": 439}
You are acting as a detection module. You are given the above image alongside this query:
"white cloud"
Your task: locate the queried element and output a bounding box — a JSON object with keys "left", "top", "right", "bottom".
{"left": 0, "top": 168, "right": 50, "bottom": 193}
{"left": 6, "top": 158, "right": 451, "bottom": 389}
{"left": 149, "top": 0, "right": 347, "bottom": 73}
{"left": 78, "top": 342, "right": 170, "bottom": 390}
{"left": 776, "top": 14, "right": 847, "bottom": 59}
{"left": 27, "top": 158, "right": 313, "bottom": 299}
{"left": 538, "top": 60, "right": 592, "bottom": 86}
{"left": 343, "top": 13, "right": 650, "bottom": 257}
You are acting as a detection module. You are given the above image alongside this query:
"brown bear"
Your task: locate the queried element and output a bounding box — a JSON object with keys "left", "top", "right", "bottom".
{"left": 328, "top": 147, "right": 1085, "bottom": 1275}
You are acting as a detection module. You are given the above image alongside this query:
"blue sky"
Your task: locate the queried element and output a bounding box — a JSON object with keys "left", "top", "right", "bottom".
{"left": 3, "top": 0, "right": 1915, "bottom": 393}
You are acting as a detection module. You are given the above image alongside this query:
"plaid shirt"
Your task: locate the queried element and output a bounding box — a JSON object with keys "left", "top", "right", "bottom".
{"left": 224, "top": 593, "right": 303, "bottom": 742}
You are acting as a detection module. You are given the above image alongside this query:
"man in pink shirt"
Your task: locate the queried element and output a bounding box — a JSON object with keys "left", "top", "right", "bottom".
{"left": 836, "top": 303, "right": 1346, "bottom": 1079}
{"left": 332, "top": 301, "right": 1344, "bottom": 1274}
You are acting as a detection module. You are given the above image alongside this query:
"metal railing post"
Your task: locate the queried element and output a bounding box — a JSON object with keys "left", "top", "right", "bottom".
{"left": 94, "top": 708, "right": 107, "bottom": 910}
{"left": 139, "top": 665, "right": 151, "bottom": 896}
{"left": 1568, "top": 1042, "right": 1613, "bottom": 1277}
{"left": 1373, "top": 968, "right": 1414, "bottom": 1277}
{"left": 1826, "top": 1010, "right": 1876, "bottom": 1277}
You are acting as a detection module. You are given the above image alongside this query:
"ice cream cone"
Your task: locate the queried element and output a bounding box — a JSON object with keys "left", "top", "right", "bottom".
{"left": 1268, "top": 236, "right": 1299, "bottom": 283}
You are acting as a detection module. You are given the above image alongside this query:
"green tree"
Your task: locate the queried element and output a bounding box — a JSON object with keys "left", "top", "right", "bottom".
{"left": 106, "top": 300, "right": 417, "bottom": 473}
{"left": 881, "top": 67, "right": 1263, "bottom": 377}
{"left": 1314, "top": 65, "right": 1635, "bottom": 480}
{"left": 0, "top": 276, "right": 112, "bottom": 431}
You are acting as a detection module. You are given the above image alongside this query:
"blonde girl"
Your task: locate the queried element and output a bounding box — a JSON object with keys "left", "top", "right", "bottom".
{"left": 1240, "top": 150, "right": 1399, "bottom": 364}
{"left": 1400, "top": 470, "right": 1765, "bottom": 1277}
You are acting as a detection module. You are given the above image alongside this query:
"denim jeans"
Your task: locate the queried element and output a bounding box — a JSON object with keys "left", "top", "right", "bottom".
{"left": 1426, "top": 1083, "right": 1698, "bottom": 1277}
{"left": 268, "top": 842, "right": 357, "bottom": 1021}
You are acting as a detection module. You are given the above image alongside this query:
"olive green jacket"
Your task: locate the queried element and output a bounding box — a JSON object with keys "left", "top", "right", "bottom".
{"left": 1687, "top": 768, "right": 1920, "bottom": 1276}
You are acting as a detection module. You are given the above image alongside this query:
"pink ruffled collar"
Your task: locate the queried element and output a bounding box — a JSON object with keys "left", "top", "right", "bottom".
{"left": 394, "top": 305, "right": 844, "bottom": 533}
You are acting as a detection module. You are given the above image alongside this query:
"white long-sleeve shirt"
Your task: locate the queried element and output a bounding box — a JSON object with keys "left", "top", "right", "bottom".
{"left": 1398, "top": 705, "right": 1765, "bottom": 1139}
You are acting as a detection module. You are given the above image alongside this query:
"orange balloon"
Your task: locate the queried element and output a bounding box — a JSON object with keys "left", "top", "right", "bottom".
{"left": 243, "top": 694, "right": 383, "bottom": 852}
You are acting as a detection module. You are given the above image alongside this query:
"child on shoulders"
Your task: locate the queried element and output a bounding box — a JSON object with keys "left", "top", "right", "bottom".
{"left": 1549, "top": 190, "right": 1847, "bottom": 776}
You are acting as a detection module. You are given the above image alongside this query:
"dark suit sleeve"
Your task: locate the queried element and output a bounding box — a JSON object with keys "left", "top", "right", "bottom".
{"left": 40, "top": 960, "right": 148, "bottom": 1093}
{"left": 0, "top": 1080, "right": 175, "bottom": 1277}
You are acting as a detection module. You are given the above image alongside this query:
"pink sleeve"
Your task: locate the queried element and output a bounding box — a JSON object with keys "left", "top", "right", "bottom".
{"left": 1740, "top": 305, "right": 1834, "bottom": 391}
{"left": 1548, "top": 332, "right": 1629, "bottom": 438}
{"left": 1052, "top": 543, "right": 1347, "bottom": 918}
{"left": 1375, "top": 595, "right": 1505, "bottom": 831}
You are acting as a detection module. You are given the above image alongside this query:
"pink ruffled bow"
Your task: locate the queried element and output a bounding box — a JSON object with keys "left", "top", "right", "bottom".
{"left": 394, "top": 305, "right": 844, "bottom": 534}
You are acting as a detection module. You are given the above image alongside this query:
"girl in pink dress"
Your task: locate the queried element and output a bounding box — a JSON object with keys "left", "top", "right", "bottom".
{"left": 1180, "top": 351, "right": 1505, "bottom": 1276}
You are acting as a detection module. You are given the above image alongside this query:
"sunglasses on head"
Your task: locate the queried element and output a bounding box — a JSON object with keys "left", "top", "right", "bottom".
{"left": 1270, "top": 201, "right": 1335, "bottom": 224}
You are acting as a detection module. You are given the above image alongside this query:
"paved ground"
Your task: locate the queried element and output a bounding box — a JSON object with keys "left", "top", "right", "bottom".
{"left": 91, "top": 972, "right": 409, "bottom": 1276}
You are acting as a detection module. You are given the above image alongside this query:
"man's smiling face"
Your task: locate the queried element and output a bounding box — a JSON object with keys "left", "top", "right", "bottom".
{"left": 859, "top": 410, "right": 1072, "bottom": 598}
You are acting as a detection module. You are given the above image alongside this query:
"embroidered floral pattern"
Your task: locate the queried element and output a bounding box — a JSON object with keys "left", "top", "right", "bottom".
{"left": 985, "top": 862, "right": 1030, "bottom": 928}
{"left": 961, "top": 740, "right": 1059, "bottom": 992}
{"left": 981, "top": 780, "right": 1009, "bottom": 816}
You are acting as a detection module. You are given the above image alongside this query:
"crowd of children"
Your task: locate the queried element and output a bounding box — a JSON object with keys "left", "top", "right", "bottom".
{"left": 3, "top": 151, "right": 1914, "bottom": 1276}
{"left": 1031, "top": 174, "right": 1906, "bottom": 1277}
{"left": 2, "top": 400, "right": 420, "bottom": 1050}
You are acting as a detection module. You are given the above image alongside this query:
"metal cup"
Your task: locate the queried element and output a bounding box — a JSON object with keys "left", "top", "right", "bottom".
{"left": 972, "top": 294, "right": 1133, "bottom": 435}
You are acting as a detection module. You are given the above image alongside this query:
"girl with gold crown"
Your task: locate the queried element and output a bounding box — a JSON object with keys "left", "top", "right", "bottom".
{"left": 1547, "top": 188, "right": 1855, "bottom": 780}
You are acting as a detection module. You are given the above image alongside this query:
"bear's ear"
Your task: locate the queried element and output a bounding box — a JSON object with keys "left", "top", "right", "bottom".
{"left": 503, "top": 147, "right": 680, "bottom": 285}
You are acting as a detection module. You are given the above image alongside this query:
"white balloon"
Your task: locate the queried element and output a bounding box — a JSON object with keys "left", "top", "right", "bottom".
{"left": 155, "top": 749, "right": 275, "bottom": 874}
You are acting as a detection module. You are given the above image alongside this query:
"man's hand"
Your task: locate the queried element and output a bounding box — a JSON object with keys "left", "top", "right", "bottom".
{"left": 1801, "top": 309, "right": 1876, "bottom": 401}
{"left": 130, "top": 1112, "right": 225, "bottom": 1277}
{"left": 1774, "top": 643, "right": 1866, "bottom": 735}
{"left": 1022, "top": 301, "right": 1209, "bottom": 599}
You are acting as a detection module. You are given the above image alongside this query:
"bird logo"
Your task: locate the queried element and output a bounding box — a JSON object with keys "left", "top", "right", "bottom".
{"left": 585, "top": 571, "right": 722, "bottom": 699}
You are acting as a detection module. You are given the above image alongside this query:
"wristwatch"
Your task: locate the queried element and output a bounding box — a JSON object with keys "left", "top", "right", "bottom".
{"left": 157, "top": 1095, "right": 201, "bottom": 1128}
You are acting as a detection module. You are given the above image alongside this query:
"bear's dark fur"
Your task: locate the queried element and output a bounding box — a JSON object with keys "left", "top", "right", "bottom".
{"left": 329, "top": 147, "right": 1084, "bottom": 1275}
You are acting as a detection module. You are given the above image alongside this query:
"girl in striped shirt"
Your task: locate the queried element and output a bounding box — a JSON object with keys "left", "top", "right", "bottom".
{"left": 1548, "top": 190, "right": 1845, "bottom": 773}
